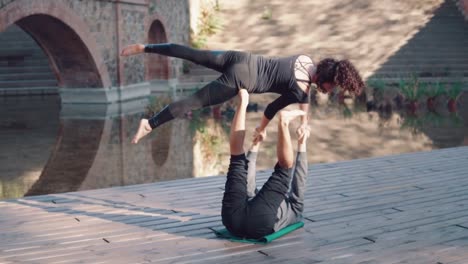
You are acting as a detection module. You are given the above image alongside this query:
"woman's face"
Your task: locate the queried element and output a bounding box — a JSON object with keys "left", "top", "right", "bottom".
{"left": 318, "top": 82, "right": 335, "bottom": 94}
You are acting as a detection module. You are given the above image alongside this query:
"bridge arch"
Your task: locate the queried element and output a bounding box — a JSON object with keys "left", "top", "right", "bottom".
{"left": 146, "top": 16, "right": 170, "bottom": 80}
{"left": 0, "top": 1, "right": 112, "bottom": 195}
{"left": 0, "top": 0, "right": 111, "bottom": 88}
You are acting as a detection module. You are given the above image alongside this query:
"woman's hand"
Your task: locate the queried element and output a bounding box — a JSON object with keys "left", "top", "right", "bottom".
{"left": 253, "top": 126, "right": 267, "bottom": 144}
{"left": 296, "top": 124, "right": 310, "bottom": 144}
{"left": 121, "top": 44, "right": 145, "bottom": 56}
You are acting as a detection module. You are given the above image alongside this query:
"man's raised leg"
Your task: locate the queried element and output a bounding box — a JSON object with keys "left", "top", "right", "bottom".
{"left": 273, "top": 123, "right": 310, "bottom": 231}
{"left": 246, "top": 110, "right": 306, "bottom": 237}
{"left": 221, "top": 89, "right": 250, "bottom": 235}
{"left": 229, "top": 89, "right": 249, "bottom": 155}
{"left": 289, "top": 125, "right": 310, "bottom": 214}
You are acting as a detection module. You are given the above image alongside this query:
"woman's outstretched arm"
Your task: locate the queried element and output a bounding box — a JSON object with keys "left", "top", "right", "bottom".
{"left": 253, "top": 94, "right": 296, "bottom": 144}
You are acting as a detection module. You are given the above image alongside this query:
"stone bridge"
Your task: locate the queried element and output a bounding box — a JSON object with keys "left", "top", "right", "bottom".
{"left": 0, "top": 0, "right": 216, "bottom": 198}
{"left": 0, "top": 0, "right": 196, "bottom": 102}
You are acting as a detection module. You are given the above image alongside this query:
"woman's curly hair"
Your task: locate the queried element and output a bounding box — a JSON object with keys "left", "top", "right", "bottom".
{"left": 315, "top": 58, "right": 364, "bottom": 95}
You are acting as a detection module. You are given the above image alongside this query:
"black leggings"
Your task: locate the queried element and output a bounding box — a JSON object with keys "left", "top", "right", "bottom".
{"left": 221, "top": 154, "right": 291, "bottom": 239}
{"left": 145, "top": 44, "right": 249, "bottom": 129}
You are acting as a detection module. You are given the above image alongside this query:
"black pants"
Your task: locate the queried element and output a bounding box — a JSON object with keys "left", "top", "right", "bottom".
{"left": 145, "top": 44, "right": 254, "bottom": 129}
{"left": 221, "top": 154, "right": 290, "bottom": 239}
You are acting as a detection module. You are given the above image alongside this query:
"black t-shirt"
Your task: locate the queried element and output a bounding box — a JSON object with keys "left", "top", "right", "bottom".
{"left": 252, "top": 55, "right": 309, "bottom": 119}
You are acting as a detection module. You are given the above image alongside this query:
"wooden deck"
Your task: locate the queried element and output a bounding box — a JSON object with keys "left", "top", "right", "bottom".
{"left": 1, "top": 147, "right": 468, "bottom": 264}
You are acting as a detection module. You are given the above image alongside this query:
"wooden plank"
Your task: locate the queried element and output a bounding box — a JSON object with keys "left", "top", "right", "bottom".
{"left": 324, "top": 225, "right": 468, "bottom": 263}
{"left": 0, "top": 147, "right": 466, "bottom": 263}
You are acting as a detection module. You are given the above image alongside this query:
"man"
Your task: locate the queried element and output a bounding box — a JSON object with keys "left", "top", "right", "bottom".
{"left": 222, "top": 89, "right": 310, "bottom": 239}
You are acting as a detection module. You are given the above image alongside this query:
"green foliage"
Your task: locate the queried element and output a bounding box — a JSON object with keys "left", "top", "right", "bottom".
{"left": 422, "top": 81, "right": 445, "bottom": 98}
{"left": 400, "top": 108, "right": 463, "bottom": 134}
{"left": 199, "top": 9, "right": 222, "bottom": 36}
{"left": 191, "top": 33, "right": 208, "bottom": 49}
{"left": 189, "top": 110, "right": 208, "bottom": 134}
{"left": 398, "top": 75, "right": 425, "bottom": 101}
{"left": 261, "top": 6, "right": 272, "bottom": 20}
{"left": 448, "top": 112, "right": 464, "bottom": 127}
{"left": 366, "top": 78, "right": 386, "bottom": 99}
{"left": 446, "top": 82, "right": 464, "bottom": 99}
{"left": 191, "top": 4, "right": 223, "bottom": 49}
{"left": 366, "top": 78, "right": 386, "bottom": 90}
{"left": 146, "top": 94, "right": 172, "bottom": 117}
{"left": 400, "top": 114, "right": 424, "bottom": 135}
{"left": 189, "top": 109, "right": 226, "bottom": 155}
{"left": 421, "top": 111, "right": 443, "bottom": 127}
{"left": 342, "top": 105, "right": 353, "bottom": 119}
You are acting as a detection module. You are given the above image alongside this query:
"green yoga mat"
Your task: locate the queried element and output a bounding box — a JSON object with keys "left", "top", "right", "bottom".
{"left": 213, "top": 222, "right": 304, "bottom": 244}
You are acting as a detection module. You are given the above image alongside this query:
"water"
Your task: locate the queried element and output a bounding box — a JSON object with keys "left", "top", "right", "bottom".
{"left": 1, "top": 92, "right": 467, "bottom": 200}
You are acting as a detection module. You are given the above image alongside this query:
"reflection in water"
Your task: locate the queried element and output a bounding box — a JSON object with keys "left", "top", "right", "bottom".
{"left": 0, "top": 91, "right": 467, "bottom": 200}
{"left": 0, "top": 96, "right": 60, "bottom": 199}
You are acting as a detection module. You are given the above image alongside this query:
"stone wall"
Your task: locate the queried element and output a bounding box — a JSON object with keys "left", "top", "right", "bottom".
{"left": 147, "top": 0, "right": 191, "bottom": 79}
{"left": 0, "top": 0, "right": 14, "bottom": 9}
{"left": 0, "top": 0, "right": 192, "bottom": 87}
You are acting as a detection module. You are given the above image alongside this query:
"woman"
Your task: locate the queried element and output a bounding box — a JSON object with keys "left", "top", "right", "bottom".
{"left": 120, "top": 43, "right": 364, "bottom": 144}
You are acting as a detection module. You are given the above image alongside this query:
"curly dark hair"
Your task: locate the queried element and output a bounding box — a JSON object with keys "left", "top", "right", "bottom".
{"left": 315, "top": 58, "right": 364, "bottom": 95}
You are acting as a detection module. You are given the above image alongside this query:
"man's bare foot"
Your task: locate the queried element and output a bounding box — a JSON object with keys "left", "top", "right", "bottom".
{"left": 238, "top": 89, "right": 249, "bottom": 105}
{"left": 279, "top": 110, "right": 306, "bottom": 125}
{"left": 249, "top": 138, "right": 261, "bottom": 152}
{"left": 132, "top": 119, "right": 152, "bottom": 144}
{"left": 121, "top": 44, "right": 145, "bottom": 56}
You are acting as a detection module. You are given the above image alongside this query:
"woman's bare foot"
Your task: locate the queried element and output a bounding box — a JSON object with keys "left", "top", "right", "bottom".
{"left": 121, "top": 44, "right": 145, "bottom": 56}
{"left": 279, "top": 110, "right": 306, "bottom": 125}
{"left": 132, "top": 119, "right": 152, "bottom": 144}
